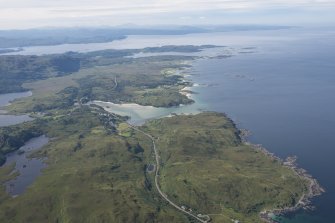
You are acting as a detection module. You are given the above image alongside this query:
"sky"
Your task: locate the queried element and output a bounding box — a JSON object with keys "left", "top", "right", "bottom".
{"left": 0, "top": 0, "right": 335, "bottom": 29}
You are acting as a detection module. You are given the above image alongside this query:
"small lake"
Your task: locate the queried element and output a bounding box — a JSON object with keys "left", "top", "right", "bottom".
{"left": 4, "top": 135, "right": 49, "bottom": 196}
{"left": 0, "top": 91, "right": 33, "bottom": 127}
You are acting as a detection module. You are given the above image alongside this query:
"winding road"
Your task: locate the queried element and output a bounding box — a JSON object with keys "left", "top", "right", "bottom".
{"left": 128, "top": 124, "right": 210, "bottom": 223}
{"left": 98, "top": 77, "right": 210, "bottom": 222}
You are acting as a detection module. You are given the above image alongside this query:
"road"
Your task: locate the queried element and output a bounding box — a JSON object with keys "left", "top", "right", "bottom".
{"left": 96, "top": 80, "right": 210, "bottom": 222}
{"left": 113, "top": 76, "right": 118, "bottom": 90}
{"left": 128, "top": 124, "right": 210, "bottom": 223}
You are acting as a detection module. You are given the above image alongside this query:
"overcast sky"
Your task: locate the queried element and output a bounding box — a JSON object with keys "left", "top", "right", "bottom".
{"left": 0, "top": 0, "right": 335, "bottom": 29}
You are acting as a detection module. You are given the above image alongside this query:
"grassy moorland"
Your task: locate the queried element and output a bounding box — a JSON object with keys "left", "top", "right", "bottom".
{"left": 1, "top": 46, "right": 202, "bottom": 170}
{"left": 0, "top": 109, "right": 309, "bottom": 222}
{"left": 0, "top": 107, "right": 189, "bottom": 222}
{"left": 0, "top": 45, "right": 211, "bottom": 94}
{"left": 6, "top": 55, "right": 195, "bottom": 113}
{"left": 142, "top": 113, "right": 309, "bottom": 222}
{"left": 0, "top": 46, "right": 310, "bottom": 222}
{"left": 0, "top": 54, "right": 81, "bottom": 93}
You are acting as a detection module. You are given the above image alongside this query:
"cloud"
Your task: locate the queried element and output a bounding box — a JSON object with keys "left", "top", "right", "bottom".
{"left": 0, "top": 0, "right": 334, "bottom": 29}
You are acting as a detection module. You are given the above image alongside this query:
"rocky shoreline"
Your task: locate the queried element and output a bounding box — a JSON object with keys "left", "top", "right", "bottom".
{"left": 240, "top": 133, "right": 325, "bottom": 223}
{"left": 259, "top": 156, "right": 325, "bottom": 222}
{"left": 179, "top": 63, "right": 325, "bottom": 223}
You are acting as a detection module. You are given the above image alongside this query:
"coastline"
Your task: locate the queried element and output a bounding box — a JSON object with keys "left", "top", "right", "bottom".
{"left": 258, "top": 152, "right": 325, "bottom": 223}
{"left": 90, "top": 58, "right": 324, "bottom": 222}
{"left": 179, "top": 85, "right": 194, "bottom": 100}
{"left": 178, "top": 64, "right": 198, "bottom": 101}
{"left": 239, "top": 131, "right": 325, "bottom": 222}
{"left": 181, "top": 59, "right": 325, "bottom": 222}
{"left": 167, "top": 62, "right": 325, "bottom": 222}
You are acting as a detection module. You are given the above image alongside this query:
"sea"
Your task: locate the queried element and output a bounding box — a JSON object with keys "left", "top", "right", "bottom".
{"left": 188, "top": 29, "right": 335, "bottom": 223}
{"left": 1, "top": 26, "right": 334, "bottom": 222}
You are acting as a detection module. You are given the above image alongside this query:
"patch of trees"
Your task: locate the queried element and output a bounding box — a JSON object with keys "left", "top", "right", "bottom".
{"left": 50, "top": 55, "right": 81, "bottom": 74}
{"left": 0, "top": 152, "right": 5, "bottom": 166}
{"left": 32, "top": 87, "right": 79, "bottom": 112}
{"left": 127, "top": 142, "right": 144, "bottom": 154}
{"left": 0, "top": 123, "right": 42, "bottom": 166}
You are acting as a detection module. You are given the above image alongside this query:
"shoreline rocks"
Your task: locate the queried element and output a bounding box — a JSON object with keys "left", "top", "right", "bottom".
{"left": 245, "top": 142, "right": 325, "bottom": 222}
{"left": 239, "top": 129, "right": 324, "bottom": 222}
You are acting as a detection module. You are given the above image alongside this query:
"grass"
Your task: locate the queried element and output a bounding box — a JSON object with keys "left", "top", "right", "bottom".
{"left": 0, "top": 163, "right": 16, "bottom": 201}
{"left": 143, "top": 112, "right": 308, "bottom": 222}
{"left": 0, "top": 54, "right": 80, "bottom": 94}
{"left": 0, "top": 108, "right": 309, "bottom": 223}
{"left": 7, "top": 56, "right": 194, "bottom": 113}
{"left": 117, "top": 123, "right": 133, "bottom": 137}
{"left": 0, "top": 49, "right": 309, "bottom": 222}
{"left": 0, "top": 108, "right": 189, "bottom": 222}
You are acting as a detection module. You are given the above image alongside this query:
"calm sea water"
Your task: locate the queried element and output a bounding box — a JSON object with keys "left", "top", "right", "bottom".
{"left": 188, "top": 29, "right": 335, "bottom": 223}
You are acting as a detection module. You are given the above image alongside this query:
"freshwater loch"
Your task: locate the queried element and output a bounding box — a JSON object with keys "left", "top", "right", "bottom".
{"left": 4, "top": 135, "right": 49, "bottom": 196}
